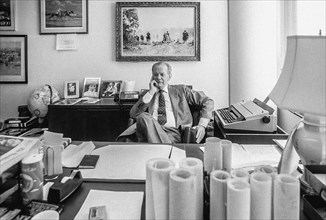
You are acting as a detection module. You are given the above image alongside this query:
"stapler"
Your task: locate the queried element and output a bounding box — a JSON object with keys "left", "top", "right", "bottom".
{"left": 48, "top": 170, "right": 83, "bottom": 204}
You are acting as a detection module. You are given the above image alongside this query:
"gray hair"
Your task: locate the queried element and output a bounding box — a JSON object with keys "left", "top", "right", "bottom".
{"left": 152, "top": 62, "right": 172, "bottom": 75}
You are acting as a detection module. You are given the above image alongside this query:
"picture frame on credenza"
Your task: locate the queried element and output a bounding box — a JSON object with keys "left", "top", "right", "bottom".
{"left": 64, "top": 80, "right": 79, "bottom": 99}
{"left": 82, "top": 77, "right": 100, "bottom": 98}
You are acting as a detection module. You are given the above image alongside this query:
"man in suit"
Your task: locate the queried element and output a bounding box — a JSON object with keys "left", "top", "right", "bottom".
{"left": 118, "top": 62, "right": 214, "bottom": 144}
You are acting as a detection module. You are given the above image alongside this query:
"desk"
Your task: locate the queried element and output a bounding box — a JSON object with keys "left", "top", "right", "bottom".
{"left": 48, "top": 99, "right": 133, "bottom": 142}
{"left": 59, "top": 142, "right": 203, "bottom": 220}
{"left": 58, "top": 142, "right": 312, "bottom": 220}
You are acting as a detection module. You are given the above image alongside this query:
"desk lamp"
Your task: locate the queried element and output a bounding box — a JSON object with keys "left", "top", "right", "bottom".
{"left": 268, "top": 36, "right": 326, "bottom": 174}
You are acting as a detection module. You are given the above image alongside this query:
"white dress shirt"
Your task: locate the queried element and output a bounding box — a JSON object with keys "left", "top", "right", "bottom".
{"left": 142, "top": 86, "right": 176, "bottom": 127}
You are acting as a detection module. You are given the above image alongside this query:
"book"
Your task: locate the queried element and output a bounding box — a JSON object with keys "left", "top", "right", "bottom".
{"left": 4, "top": 116, "right": 38, "bottom": 128}
{"left": 0, "top": 135, "right": 42, "bottom": 176}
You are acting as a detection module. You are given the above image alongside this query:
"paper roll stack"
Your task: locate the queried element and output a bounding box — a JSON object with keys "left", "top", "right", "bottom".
{"left": 254, "top": 165, "right": 277, "bottom": 179}
{"left": 204, "top": 137, "right": 222, "bottom": 173}
{"left": 250, "top": 172, "right": 273, "bottom": 220}
{"left": 169, "top": 168, "right": 196, "bottom": 220}
{"left": 179, "top": 157, "right": 203, "bottom": 220}
{"left": 230, "top": 168, "right": 250, "bottom": 182}
{"left": 227, "top": 178, "right": 251, "bottom": 220}
{"left": 210, "top": 170, "right": 231, "bottom": 220}
{"left": 273, "top": 174, "right": 300, "bottom": 220}
{"left": 146, "top": 158, "right": 175, "bottom": 220}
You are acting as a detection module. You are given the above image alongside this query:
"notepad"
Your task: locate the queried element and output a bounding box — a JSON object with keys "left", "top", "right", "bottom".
{"left": 74, "top": 190, "right": 143, "bottom": 220}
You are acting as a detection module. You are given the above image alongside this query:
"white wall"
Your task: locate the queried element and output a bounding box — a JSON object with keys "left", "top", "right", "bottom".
{"left": 228, "top": 0, "right": 279, "bottom": 104}
{"left": 0, "top": 0, "right": 229, "bottom": 122}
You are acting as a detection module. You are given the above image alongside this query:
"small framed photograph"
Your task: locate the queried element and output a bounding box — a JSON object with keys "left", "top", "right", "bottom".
{"left": 64, "top": 80, "right": 79, "bottom": 98}
{"left": 40, "top": 0, "right": 88, "bottom": 34}
{"left": 0, "top": 35, "right": 28, "bottom": 83}
{"left": 100, "top": 80, "right": 122, "bottom": 98}
{"left": 0, "top": 0, "right": 16, "bottom": 31}
{"left": 82, "top": 77, "right": 100, "bottom": 98}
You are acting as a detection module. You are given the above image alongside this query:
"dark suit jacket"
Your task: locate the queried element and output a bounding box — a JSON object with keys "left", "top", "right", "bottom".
{"left": 118, "top": 84, "right": 214, "bottom": 139}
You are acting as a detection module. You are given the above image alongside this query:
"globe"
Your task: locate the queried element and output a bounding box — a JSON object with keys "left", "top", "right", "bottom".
{"left": 27, "top": 85, "right": 60, "bottom": 118}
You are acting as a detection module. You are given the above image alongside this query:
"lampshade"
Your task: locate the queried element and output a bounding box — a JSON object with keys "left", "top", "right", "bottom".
{"left": 268, "top": 36, "right": 326, "bottom": 116}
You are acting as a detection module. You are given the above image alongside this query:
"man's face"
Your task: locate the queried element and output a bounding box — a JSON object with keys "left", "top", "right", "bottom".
{"left": 152, "top": 64, "right": 171, "bottom": 89}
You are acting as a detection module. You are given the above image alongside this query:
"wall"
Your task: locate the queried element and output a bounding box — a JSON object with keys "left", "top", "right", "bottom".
{"left": 228, "top": 0, "right": 279, "bottom": 104}
{"left": 0, "top": 0, "right": 229, "bottom": 122}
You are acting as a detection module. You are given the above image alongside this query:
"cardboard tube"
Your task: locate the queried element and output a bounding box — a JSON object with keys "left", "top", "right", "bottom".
{"left": 179, "top": 158, "right": 203, "bottom": 220}
{"left": 227, "top": 179, "right": 251, "bottom": 220}
{"left": 204, "top": 137, "right": 222, "bottom": 173}
{"left": 273, "top": 174, "right": 300, "bottom": 220}
{"left": 210, "top": 170, "right": 231, "bottom": 220}
{"left": 250, "top": 172, "right": 272, "bottom": 220}
{"left": 146, "top": 158, "right": 175, "bottom": 220}
{"left": 169, "top": 168, "right": 196, "bottom": 220}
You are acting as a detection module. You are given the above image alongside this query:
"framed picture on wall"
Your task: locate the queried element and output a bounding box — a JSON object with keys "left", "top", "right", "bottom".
{"left": 100, "top": 80, "right": 122, "bottom": 98}
{"left": 116, "top": 2, "right": 200, "bottom": 62}
{"left": 0, "top": 35, "right": 28, "bottom": 84}
{"left": 64, "top": 80, "right": 79, "bottom": 98}
{"left": 0, "top": 0, "right": 16, "bottom": 31}
{"left": 40, "top": 0, "right": 88, "bottom": 34}
{"left": 82, "top": 77, "right": 100, "bottom": 98}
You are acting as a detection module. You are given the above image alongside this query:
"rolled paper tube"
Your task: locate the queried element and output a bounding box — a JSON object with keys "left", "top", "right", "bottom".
{"left": 254, "top": 165, "right": 277, "bottom": 179}
{"left": 230, "top": 168, "right": 250, "bottom": 182}
{"left": 273, "top": 174, "right": 300, "bottom": 220}
{"left": 250, "top": 172, "right": 273, "bottom": 220}
{"left": 179, "top": 158, "right": 204, "bottom": 220}
{"left": 204, "top": 137, "right": 222, "bottom": 173}
{"left": 221, "top": 139, "right": 232, "bottom": 172}
{"left": 227, "top": 178, "right": 251, "bottom": 220}
{"left": 210, "top": 170, "right": 231, "bottom": 220}
{"left": 169, "top": 168, "right": 196, "bottom": 220}
{"left": 146, "top": 158, "right": 175, "bottom": 220}
{"left": 21, "top": 154, "right": 44, "bottom": 205}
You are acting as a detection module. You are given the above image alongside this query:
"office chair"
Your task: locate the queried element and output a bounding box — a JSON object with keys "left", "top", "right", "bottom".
{"left": 124, "top": 102, "right": 213, "bottom": 143}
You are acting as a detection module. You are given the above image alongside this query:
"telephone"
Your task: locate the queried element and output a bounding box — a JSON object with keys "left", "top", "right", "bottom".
{"left": 116, "top": 91, "right": 139, "bottom": 104}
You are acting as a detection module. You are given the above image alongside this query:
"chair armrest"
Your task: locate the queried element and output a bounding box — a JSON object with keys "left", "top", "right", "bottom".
{"left": 127, "top": 118, "right": 136, "bottom": 128}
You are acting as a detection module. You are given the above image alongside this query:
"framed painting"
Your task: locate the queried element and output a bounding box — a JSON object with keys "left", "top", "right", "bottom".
{"left": 40, "top": 0, "right": 88, "bottom": 34}
{"left": 100, "top": 80, "right": 122, "bottom": 98}
{"left": 116, "top": 2, "right": 200, "bottom": 62}
{"left": 82, "top": 77, "right": 100, "bottom": 98}
{"left": 64, "top": 80, "right": 79, "bottom": 98}
{"left": 0, "top": 35, "right": 27, "bottom": 84}
{"left": 0, "top": 0, "right": 16, "bottom": 31}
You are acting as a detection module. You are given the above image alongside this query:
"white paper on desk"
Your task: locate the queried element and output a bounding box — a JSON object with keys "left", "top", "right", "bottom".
{"left": 80, "top": 144, "right": 173, "bottom": 180}
{"left": 62, "top": 142, "right": 95, "bottom": 168}
{"left": 74, "top": 190, "right": 143, "bottom": 220}
{"left": 232, "top": 144, "right": 281, "bottom": 169}
{"left": 43, "top": 131, "right": 63, "bottom": 145}
{"left": 169, "top": 146, "right": 186, "bottom": 167}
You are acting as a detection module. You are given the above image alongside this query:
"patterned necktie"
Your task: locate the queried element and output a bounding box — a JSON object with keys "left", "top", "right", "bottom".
{"left": 157, "top": 90, "right": 167, "bottom": 125}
